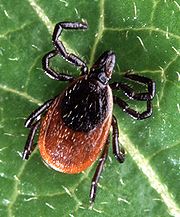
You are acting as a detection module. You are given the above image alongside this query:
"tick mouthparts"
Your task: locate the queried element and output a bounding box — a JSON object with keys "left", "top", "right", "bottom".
{"left": 104, "top": 51, "right": 116, "bottom": 77}
{"left": 92, "top": 50, "right": 116, "bottom": 77}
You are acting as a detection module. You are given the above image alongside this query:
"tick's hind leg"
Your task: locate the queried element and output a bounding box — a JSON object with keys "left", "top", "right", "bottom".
{"left": 23, "top": 98, "right": 54, "bottom": 159}
{"left": 22, "top": 121, "right": 40, "bottom": 160}
{"left": 52, "top": 21, "right": 88, "bottom": 75}
{"left": 112, "top": 115, "right": 125, "bottom": 163}
{"left": 89, "top": 137, "right": 109, "bottom": 205}
{"left": 25, "top": 98, "right": 54, "bottom": 128}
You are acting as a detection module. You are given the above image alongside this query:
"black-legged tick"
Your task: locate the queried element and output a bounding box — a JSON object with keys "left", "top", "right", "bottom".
{"left": 22, "top": 21, "right": 156, "bottom": 204}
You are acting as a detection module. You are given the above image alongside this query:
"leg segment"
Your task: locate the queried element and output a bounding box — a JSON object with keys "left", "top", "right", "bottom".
{"left": 110, "top": 73, "right": 155, "bottom": 100}
{"left": 112, "top": 115, "right": 125, "bottom": 163}
{"left": 42, "top": 50, "right": 75, "bottom": 81}
{"left": 25, "top": 98, "right": 54, "bottom": 128}
{"left": 52, "top": 22, "right": 88, "bottom": 75}
{"left": 125, "top": 72, "right": 156, "bottom": 99}
{"left": 89, "top": 137, "right": 109, "bottom": 205}
{"left": 23, "top": 98, "right": 54, "bottom": 160}
{"left": 113, "top": 96, "right": 152, "bottom": 120}
{"left": 22, "top": 121, "right": 40, "bottom": 160}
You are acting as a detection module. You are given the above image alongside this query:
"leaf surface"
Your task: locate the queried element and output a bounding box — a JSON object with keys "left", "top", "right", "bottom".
{"left": 0, "top": 0, "right": 180, "bottom": 216}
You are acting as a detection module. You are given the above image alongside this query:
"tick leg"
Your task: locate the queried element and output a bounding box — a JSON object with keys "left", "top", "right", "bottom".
{"left": 110, "top": 74, "right": 155, "bottom": 100}
{"left": 22, "top": 121, "right": 40, "bottom": 160}
{"left": 25, "top": 98, "right": 53, "bottom": 128}
{"left": 113, "top": 96, "right": 152, "bottom": 120}
{"left": 52, "top": 21, "right": 88, "bottom": 75}
{"left": 112, "top": 115, "right": 125, "bottom": 163}
{"left": 42, "top": 50, "right": 75, "bottom": 81}
{"left": 23, "top": 98, "right": 54, "bottom": 159}
{"left": 90, "top": 137, "right": 109, "bottom": 205}
{"left": 125, "top": 72, "right": 156, "bottom": 99}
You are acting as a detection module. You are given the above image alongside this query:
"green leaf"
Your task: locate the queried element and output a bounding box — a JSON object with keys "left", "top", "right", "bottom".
{"left": 0, "top": 0, "right": 179, "bottom": 217}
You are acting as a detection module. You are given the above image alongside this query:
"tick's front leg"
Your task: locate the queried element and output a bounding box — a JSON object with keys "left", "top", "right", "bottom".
{"left": 52, "top": 22, "right": 88, "bottom": 75}
{"left": 113, "top": 96, "right": 153, "bottom": 120}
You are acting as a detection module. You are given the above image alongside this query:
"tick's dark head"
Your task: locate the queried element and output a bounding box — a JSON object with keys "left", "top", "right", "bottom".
{"left": 89, "top": 51, "right": 115, "bottom": 85}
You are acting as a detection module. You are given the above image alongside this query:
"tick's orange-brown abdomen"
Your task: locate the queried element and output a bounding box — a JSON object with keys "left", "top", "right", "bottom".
{"left": 38, "top": 86, "right": 113, "bottom": 174}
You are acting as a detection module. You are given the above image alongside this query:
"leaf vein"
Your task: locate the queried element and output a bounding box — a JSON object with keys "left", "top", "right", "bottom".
{"left": 149, "top": 0, "right": 161, "bottom": 26}
{"left": 118, "top": 129, "right": 180, "bottom": 217}
{"left": 28, "top": 0, "right": 79, "bottom": 55}
{"left": 24, "top": 54, "right": 42, "bottom": 92}
{"left": 89, "top": 0, "right": 105, "bottom": 66}
{"left": 159, "top": 54, "right": 179, "bottom": 103}
{"left": 0, "top": 22, "right": 35, "bottom": 39}
{"left": 105, "top": 27, "right": 180, "bottom": 40}
{"left": 7, "top": 161, "right": 29, "bottom": 217}
{"left": 149, "top": 141, "right": 180, "bottom": 160}
{"left": 0, "top": 84, "right": 42, "bottom": 105}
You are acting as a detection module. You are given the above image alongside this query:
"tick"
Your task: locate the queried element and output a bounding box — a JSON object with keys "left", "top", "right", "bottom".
{"left": 22, "top": 21, "right": 155, "bottom": 204}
